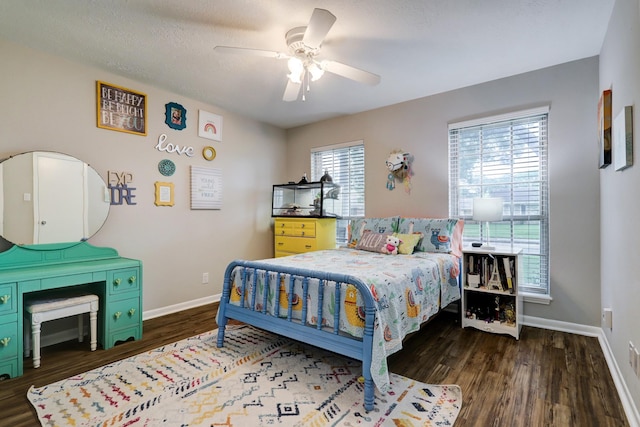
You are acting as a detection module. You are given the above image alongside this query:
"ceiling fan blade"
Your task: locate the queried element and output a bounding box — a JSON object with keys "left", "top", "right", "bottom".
{"left": 214, "top": 46, "right": 288, "bottom": 59}
{"left": 302, "top": 8, "right": 336, "bottom": 50}
{"left": 283, "top": 78, "right": 302, "bottom": 102}
{"left": 323, "top": 60, "right": 381, "bottom": 86}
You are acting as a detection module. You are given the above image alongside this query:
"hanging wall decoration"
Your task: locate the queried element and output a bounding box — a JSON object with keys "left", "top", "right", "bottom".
{"left": 202, "top": 146, "right": 216, "bottom": 161}
{"left": 190, "top": 166, "right": 222, "bottom": 209}
{"left": 385, "top": 150, "right": 413, "bottom": 194}
{"left": 614, "top": 105, "right": 633, "bottom": 171}
{"left": 107, "top": 171, "right": 137, "bottom": 205}
{"left": 158, "top": 159, "right": 176, "bottom": 176}
{"left": 96, "top": 81, "right": 147, "bottom": 136}
{"left": 198, "top": 110, "right": 223, "bottom": 141}
{"left": 598, "top": 89, "right": 612, "bottom": 168}
{"left": 154, "top": 181, "right": 174, "bottom": 206}
{"left": 156, "top": 134, "right": 195, "bottom": 157}
{"left": 165, "top": 102, "right": 187, "bottom": 130}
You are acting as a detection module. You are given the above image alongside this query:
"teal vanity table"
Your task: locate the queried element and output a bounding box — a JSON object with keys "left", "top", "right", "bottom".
{"left": 0, "top": 151, "right": 143, "bottom": 379}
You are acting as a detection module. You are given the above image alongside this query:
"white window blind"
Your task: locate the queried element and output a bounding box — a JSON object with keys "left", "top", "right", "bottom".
{"left": 448, "top": 107, "right": 549, "bottom": 295}
{"left": 311, "top": 141, "right": 365, "bottom": 245}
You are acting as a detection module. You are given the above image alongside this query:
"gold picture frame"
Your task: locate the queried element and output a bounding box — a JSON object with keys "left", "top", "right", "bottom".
{"left": 154, "top": 181, "right": 174, "bottom": 206}
{"left": 96, "top": 81, "right": 147, "bottom": 136}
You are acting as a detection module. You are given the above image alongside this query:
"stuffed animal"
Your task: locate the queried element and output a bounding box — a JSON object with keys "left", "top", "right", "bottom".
{"left": 381, "top": 235, "right": 401, "bottom": 255}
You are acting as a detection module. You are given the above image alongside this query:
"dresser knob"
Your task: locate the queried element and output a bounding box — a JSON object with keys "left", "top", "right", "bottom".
{"left": 129, "top": 276, "right": 136, "bottom": 283}
{"left": 129, "top": 308, "right": 136, "bottom": 316}
{"left": 114, "top": 311, "right": 122, "bottom": 319}
{"left": 114, "top": 278, "right": 121, "bottom": 286}
{"left": 0, "top": 295, "right": 10, "bottom": 304}
{"left": 0, "top": 337, "right": 10, "bottom": 346}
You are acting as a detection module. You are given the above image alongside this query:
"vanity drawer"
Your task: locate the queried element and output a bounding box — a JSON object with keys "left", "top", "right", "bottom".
{"left": 108, "top": 268, "right": 140, "bottom": 296}
{"left": 0, "top": 283, "right": 16, "bottom": 316}
{"left": 0, "top": 321, "right": 18, "bottom": 362}
{"left": 106, "top": 297, "right": 141, "bottom": 330}
{"left": 275, "top": 236, "right": 317, "bottom": 253}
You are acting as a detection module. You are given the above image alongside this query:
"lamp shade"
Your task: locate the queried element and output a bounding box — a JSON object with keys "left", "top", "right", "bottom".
{"left": 473, "top": 197, "right": 503, "bottom": 222}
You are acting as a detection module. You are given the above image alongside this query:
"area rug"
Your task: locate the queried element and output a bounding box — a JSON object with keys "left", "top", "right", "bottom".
{"left": 27, "top": 324, "right": 461, "bottom": 426}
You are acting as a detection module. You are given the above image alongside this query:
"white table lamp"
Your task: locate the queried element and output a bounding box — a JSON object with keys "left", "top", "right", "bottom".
{"left": 472, "top": 197, "right": 503, "bottom": 250}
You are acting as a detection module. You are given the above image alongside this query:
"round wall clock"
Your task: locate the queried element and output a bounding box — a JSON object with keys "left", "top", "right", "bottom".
{"left": 158, "top": 159, "right": 176, "bottom": 176}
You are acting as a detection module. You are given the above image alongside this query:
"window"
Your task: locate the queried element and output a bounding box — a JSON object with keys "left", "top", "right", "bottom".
{"left": 311, "top": 141, "right": 365, "bottom": 245}
{"left": 448, "top": 107, "right": 549, "bottom": 295}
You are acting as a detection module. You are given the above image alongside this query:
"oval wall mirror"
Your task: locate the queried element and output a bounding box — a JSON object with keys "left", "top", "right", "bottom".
{"left": 0, "top": 151, "right": 110, "bottom": 246}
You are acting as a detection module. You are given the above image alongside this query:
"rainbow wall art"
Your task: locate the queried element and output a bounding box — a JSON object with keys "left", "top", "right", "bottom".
{"left": 198, "top": 110, "right": 223, "bottom": 141}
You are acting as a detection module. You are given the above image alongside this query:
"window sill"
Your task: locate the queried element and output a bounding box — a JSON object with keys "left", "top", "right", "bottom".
{"left": 521, "top": 292, "right": 552, "bottom": 305}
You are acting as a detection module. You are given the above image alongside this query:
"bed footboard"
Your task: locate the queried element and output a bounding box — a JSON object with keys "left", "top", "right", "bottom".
{"left": 216, "top": 259, "right": 377, "bottom": 411}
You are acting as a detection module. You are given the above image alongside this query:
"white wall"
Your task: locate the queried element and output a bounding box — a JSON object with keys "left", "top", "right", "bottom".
{"left": 599, "top": 0, "right": 640, "bottom": 410}
{"left": 287, "top": 57, "right": 602, "bottom": 326}
{"left": 0, "top": 39, "right": 287, "bottom": 311}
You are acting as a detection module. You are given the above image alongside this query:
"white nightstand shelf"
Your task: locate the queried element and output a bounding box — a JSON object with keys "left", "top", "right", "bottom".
{"left": 461, "top": 246, "right": 523, "bottom": 339}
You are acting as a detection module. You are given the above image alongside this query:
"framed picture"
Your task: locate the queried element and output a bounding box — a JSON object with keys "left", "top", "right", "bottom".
{"left": 198, "top": 110, "right": 223, "bottom": 141}
{"left": 614, "top": 105, "right": 633, "bottom": 171}
{"left": 165, "top": 102, "right": 187, "bottom": 130}
{"left": 96, "top": 81, "right": 147, "bottom": 136}
{"left": 190, "top": 166, "right": 222, "bottom": 209}
{"left": 154, "top": 182, "right": 175, "bottom": 206}
{"left": 598, "top": 89, "right": 612, "bottom": 168}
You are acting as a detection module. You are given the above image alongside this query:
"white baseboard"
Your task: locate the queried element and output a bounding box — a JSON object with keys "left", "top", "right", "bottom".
{"left": 524, "top": 315, "right": 640, "bottom": 427}
{"left": 142, "top": 294, "right": 221, "bottom": 321}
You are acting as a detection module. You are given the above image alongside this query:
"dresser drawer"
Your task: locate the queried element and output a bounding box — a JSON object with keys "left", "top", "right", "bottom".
{"left": 107, "top": 297, "right": 141, "bottom": 330}
{"left": 0, "top": 321, "right": 18, "bottom": 362}
{"left": 275, "top": 236, "right": 317, "bottom": 253}
{"left": 274, "top": 219, "right": 316, "bottom": 237}
{"left": 0, "top": 283, "right": 16, "bottom": 316}
{"left": 108, "top": 268, "right": 140, "bottom": 296}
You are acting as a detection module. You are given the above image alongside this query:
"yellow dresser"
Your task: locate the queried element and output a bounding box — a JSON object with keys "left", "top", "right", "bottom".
{"left": 274, "top": 217, "right": 336, "bottom": 257}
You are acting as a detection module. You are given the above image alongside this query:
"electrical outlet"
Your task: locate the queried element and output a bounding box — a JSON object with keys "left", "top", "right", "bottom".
{"left": 202, "top": 272, "right": 209, "bottom": 284}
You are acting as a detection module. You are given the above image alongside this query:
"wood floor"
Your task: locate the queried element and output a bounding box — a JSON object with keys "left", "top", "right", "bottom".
{"left": 0, "top": 303, "right": 629, "bottom": 426}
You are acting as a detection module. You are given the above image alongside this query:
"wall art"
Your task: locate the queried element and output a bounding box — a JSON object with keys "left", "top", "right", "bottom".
{"left": 158, "top": 159, "right": 176, "bottom": 176}
{"left": 156, "top": 134, "right": 195, "bottom": 157}
{"left": 96, "top": 81, "right": 147, "bottom": 136}
{"left": 198, "top": 110, "right": 223, "bottom": 141}
{"left": 107, "top": 170, "right": 136, "bottom": 205}
{"left": 154, "top": 181, "right": 174, "bottom": 206}
{"left": 598, "top": 89, "right": 612, "bottom": 168}
{"left": 190, "top": 166, "right": 222, "bottom": 209}
{"left": 165, "top": 102, "right": 187, "bottom": 130}
{"left": 202, "top": 146, "right": 216, "bottom": 161}
{"left": 614, "top": 105, "right": 633, "bottom": 171}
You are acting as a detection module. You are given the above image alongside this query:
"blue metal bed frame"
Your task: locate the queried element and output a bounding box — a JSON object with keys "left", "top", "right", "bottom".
{"left": 216, "top": 257, "right": 462, "bottom": 412}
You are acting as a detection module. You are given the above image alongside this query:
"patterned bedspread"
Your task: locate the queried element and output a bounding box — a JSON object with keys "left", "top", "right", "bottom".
{"left": 226, "top": 247, "right": 461, "bottom": 393}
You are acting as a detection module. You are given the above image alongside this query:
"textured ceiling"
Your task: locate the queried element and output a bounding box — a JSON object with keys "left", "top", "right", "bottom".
{"left": 0, "top": 0, "right": 614, "bottom": 129}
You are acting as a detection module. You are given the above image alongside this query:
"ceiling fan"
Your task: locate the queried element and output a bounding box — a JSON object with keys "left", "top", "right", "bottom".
{"left": 214, "top": 8, "right": 381, "bottom": 102}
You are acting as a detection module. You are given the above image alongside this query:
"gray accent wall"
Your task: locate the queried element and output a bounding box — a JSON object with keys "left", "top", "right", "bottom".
{"left": 287, "top": 56, "right": 601, "bottom": 327}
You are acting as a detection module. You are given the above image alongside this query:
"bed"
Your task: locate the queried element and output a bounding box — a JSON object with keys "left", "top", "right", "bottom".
{"left": 216, "top": 216, "right": 464, "bottom": 411}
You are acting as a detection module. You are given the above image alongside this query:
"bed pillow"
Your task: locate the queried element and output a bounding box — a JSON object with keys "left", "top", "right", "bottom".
{"left": 348, "top": 216, "right": 399, "bottom": 248}
{"left": 397, "top": 218, "right": 464, "bottom": 257}
{"left": 354, "top": 230, "right": 392, "bottom": 253}
{"left": 395, "top": 233, "right": 423, "bottom": 255}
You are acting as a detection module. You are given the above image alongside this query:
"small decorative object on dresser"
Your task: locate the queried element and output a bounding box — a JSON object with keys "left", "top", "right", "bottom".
{"left": 461, "top": 246, "right": 522, "bottom": 339}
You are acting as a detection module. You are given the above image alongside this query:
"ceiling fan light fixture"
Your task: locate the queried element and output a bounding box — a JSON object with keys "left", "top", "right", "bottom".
{"left": 287, "top": 57, "right": 304, "bottom": 83}
{"left": 308, "top": 62, "right": 325, "bottom": 81}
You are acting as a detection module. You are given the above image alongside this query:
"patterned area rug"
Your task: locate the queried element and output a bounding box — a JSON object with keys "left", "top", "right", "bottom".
{"left": 27, "top": 325, "right": 461, "bottom": 426}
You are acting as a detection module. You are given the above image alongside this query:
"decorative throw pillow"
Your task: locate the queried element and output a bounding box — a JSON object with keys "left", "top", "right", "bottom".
{"left": 395, "top": 233, "right": 423, "bottom": 255}
{"left": 355, "top": 230, "right": 392, "bottom": 253}
{"left": 348, "top": 217, "right": 400, "bottom": 247}
{"left": 397, "top": 218, "right": 464, "bottom": 257}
